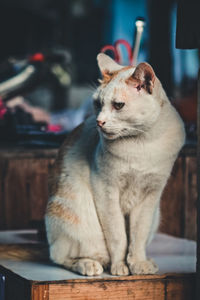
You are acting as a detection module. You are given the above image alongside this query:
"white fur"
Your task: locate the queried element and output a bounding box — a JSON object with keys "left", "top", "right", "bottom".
{"left": 45, "top": 55, "right": 185, "bottom": 276}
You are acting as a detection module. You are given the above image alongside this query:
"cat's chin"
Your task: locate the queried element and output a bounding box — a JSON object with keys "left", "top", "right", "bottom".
{"left": 102, "top": 132, "right": 118, "bottom": 140}
{"left": 100, "top": 130, "right": 139, "bottom": 140}
{"left": 99, "top": 130, "right": 118, "bottom": 140}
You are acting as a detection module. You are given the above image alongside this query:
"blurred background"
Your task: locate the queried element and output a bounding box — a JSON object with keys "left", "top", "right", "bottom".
{"left": 0, "top": 0, "right": 198, "bottom": 145}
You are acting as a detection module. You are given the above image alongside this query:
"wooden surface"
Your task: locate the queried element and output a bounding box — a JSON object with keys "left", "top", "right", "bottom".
{"left": 0, "top": 233, "right": 196, "bottom": 279}
{"left": 0, "top": 266, "right": 195, "bottom": 300}
{"left": 0, "top": 231, "right": 196, "bottom": 300}
{"left": 0, "top": 145, "right": 197, "bottom": 240}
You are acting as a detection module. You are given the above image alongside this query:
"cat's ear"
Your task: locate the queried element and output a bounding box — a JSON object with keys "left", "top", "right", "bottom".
{"left": 97, "top": 53, "right": 124, "bottom": 80}
{"left": 131, "top": 62, "right": 155, "bottom": 94}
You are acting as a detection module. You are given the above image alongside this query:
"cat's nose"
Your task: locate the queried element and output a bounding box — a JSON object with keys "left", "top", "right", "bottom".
{"left": 97, "top": 120, "right": 106, "bottom": 127}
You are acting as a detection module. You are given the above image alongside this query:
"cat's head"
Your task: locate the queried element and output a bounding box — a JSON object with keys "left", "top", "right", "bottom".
{"left": 93, "top": 53, "right": 167, "bottom": 140}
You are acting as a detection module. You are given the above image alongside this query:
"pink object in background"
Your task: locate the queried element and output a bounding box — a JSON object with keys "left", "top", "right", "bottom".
{"left": 0, "top": 99, "right": 7, "bottom": 120}
{"left": 47, "top": 124, "right": 63, "bottom": 132}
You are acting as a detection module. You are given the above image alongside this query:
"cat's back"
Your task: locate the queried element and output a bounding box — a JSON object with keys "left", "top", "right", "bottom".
{"left": 50, "top": 116, "right": 99, "bottom": 186}
{"left": 157, "top": 101, "right": 185, "bottom": 158}
{"left": 65, "top": 115, "right": 99, "bottom": 162}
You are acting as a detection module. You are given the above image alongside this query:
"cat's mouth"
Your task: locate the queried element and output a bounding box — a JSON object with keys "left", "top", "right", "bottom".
{"left": 99, "top": 128, "right": 116, "bottom": 139}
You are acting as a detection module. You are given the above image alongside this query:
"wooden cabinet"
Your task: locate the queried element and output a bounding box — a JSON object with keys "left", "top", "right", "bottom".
{"left": 0, "top": 148, "right": 56, "bottom": 230}
{"left": 0, "top": 145, "right": 197, "bottom": 240}
{"left": 160, "top": 147, "right": 197, "bottom": 240}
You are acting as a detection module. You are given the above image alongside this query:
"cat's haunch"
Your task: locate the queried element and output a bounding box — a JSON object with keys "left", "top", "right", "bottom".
{"left": 45, "top": 54, "right": 185, "bottom": 276}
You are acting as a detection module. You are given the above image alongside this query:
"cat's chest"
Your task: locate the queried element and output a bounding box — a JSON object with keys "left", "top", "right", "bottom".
{"left": 118, "top": 172, "right": 139, "bottom": 213}
{"left": 106, "top": 138, "right": 167, "bottom": 174}
{"left": 118, "top": 171, "right": 160, "bottom": 214}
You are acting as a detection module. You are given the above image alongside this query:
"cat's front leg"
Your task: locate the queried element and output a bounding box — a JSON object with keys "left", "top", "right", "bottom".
{"left": 127, "top": 190, "right": 161, "bottom": 275}
{"left": 93, "top": 181, "right": 129, "bottom": 276}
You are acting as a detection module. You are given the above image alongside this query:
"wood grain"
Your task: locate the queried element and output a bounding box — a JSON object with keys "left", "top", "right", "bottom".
{"left": 0, "top": 157, "right": 54, "bottom": 229}
{"left": 166, "top": 276, "right": 195, "bottom": 300}
{"left": 160, "top": 155, "right": 197, "bottom": 240}
{"left": 29, "top": 159, "right": 53, "bottom": 221}
{"left": 49, "top": 280, "right": 165, "bottom": 300}
{"left": 160, "top": 157, "right": 185, "bottom": 237}
{"left": 4, "top": 159, "right": 31, "bottom": 228}
{"left": 184, "top": 157, "right": 197, "bottom": 240}
{"left": 0, "top": 147, "right": 58, "bottom": 159}
{"left": 32, "top": 284, "right": 49, "bottom": 300}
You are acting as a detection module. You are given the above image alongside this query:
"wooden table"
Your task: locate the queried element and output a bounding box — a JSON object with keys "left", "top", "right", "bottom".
{"left": 0, "top": 230, "right": 196, "bottom": 300}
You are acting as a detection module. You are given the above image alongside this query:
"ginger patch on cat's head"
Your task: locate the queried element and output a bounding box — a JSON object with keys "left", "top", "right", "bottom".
{"left": 97, "top": 53, "right": 155, "bottom": 95}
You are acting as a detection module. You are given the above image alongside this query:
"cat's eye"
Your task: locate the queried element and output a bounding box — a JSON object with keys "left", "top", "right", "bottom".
{"left": 113, "top": 102, "right": 125, "bottom": 110}
{"left": 93, "top": 100, "right": 101, "bottom": 109}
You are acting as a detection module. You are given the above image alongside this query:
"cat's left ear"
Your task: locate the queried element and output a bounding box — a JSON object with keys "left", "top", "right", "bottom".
{"left": 131, "top": 62, "right": 156, "bottom": 94}
{"left": 97, "top": 53, "right": 124, "bottom": 79}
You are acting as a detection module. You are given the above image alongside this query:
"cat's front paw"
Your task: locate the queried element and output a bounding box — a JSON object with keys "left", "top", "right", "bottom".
{"left": 111, "top": 261, "right": 129, "bottom": 276}
{"left": 75, "top": 259, "right": 103, "bottom": 276}
{"left": 128, "top": 259, "right": 158, "bottom": 275}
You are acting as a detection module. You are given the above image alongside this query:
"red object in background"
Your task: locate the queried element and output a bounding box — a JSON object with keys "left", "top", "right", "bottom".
{"left": 101, "top": 39, "right": 133, "bottom": 65}
{"left": 47, "top": 124, "right": 63, "bottom": 132}
{"left": 29, "top": 53, "right": 45, "bottom": 63}
{"left": 0, "top": 99, "right": 7, "bottom": 120}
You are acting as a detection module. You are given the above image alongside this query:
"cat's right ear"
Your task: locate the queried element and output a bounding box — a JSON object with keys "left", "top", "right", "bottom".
{"left": 131, "top": 62, "right": 156, "bottom": 94}
{"left": 97, "top": 53, "right": 123, "bottom": 81}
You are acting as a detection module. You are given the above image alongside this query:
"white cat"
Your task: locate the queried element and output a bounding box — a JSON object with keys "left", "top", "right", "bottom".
{"left": 45, "top": 53, "right": 185, "bottom": 276}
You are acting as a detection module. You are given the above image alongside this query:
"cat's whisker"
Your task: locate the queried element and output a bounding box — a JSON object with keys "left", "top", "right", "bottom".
{"left": 131, "top": 127, "right": 146, "bottom": 134}
{"left": 87, "top": 81, "right": 98, "bottom": 92}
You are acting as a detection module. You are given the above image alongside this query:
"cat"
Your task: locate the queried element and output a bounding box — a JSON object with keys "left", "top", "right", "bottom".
{"left": 45, "top": 53, "right": 185, "bottom": 276}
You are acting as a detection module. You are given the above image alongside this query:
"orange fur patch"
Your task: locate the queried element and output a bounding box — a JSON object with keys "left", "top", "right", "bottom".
{"left": 46, "top": 201, "right": 80, "bottom": 224}
{"left": 101, "top": 66, "right": 133, "bottom": 85}
{"left": 125, "top": 76, "right": 140, "bottom": 87}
